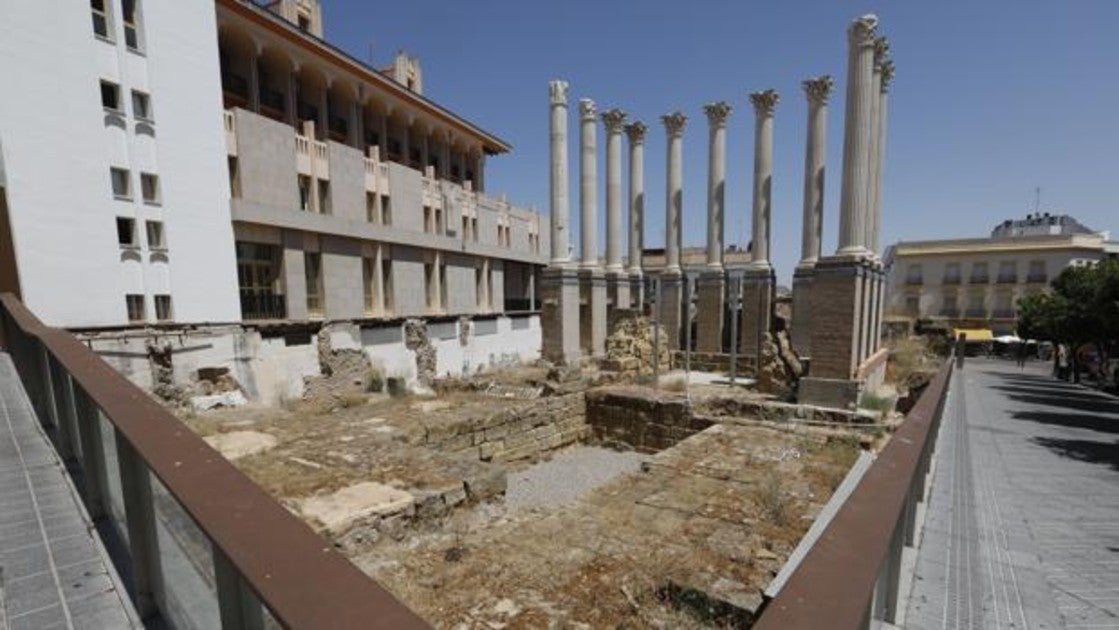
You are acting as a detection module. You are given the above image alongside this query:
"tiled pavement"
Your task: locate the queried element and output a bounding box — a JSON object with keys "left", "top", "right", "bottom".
{"left": 0, "top": 352, "right": 137, "bottom": 629}
{"left": 907, "top": 358, "right": 1119, "bottom": 629}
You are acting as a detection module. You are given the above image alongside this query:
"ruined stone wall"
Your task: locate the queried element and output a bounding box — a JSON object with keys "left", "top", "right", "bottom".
{"left": 422, "top": 393, "right": 587, "bottom": 462}
{"left": 673, "top": 351, "right": 755, "bottom": 376}
{"left": 585, "top": 387, "right": 713, "bottom": 453}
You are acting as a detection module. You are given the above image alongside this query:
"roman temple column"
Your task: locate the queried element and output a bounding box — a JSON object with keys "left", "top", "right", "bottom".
{"left": 602, "top": 108, "right": 630, "bottom": 314}
{"left": 791, "top": 75, "right": 834, "bottom": 358}
{"left": 740, "top": 90, "right": 779, "bottom": 359}
{"left": 625, "top": 121, "right": 647, "bottom": 307}
{"left": 697, "top": 101, "right": 732, "bottom": 352}
{"left": 660, "top": 111, "right": 687, "bottom": 350}
{"left": 541, "top": 80, "right": 581, "bottom": 364}
{"left": 578, "top": 98, "right": 607, "bottom": 357}
{"left": 836, "top": 14, "right": 878, "bottom": 257}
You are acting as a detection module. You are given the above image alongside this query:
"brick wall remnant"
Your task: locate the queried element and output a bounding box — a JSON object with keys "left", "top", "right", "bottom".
{"left": 585, "top": 387, "right": 712, "bottom": 453}
{"left": 404, "top": 319, "right": 437, "bottom": 385}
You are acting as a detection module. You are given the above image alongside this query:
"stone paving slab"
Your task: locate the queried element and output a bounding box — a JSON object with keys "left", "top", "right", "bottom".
{"left": 906, "top": 359, "right": 1119, "bottom": 630}
{"left": 0, "top": 352, "right": 138, "bottom": 629}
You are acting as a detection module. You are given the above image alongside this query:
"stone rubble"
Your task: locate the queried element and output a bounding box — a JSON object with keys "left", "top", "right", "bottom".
{"left": 602, "top": 315, "right": 672, "bottom": 376}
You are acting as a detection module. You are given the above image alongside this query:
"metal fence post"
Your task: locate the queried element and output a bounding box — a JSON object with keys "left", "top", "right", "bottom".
{"left": 47, "top": 356, "right": 76, "bottom": 459}
{"left": 37, "top": 341, "right": 61, "bottom": 429}
{"left": 214, "top": 547, "right": 265, "bottom": 630}
{"left": 73, "top": 385, "right": 109, "bottom": 519}
{"left": 729, "top": 277, "right": 739, "bottom": 386}
{"left": 115, "top": 430, "right": 164, "bottom": 619}
{"left": 652, "top": 277, "right": 661, "bottom": 389}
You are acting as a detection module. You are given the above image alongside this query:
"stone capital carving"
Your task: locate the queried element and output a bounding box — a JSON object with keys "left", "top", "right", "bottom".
{"left": 802, "top": 75, "right": 834, "bottom": 107}
{"left": 579, "top": 98, "right": 597, "bottom": 121}
{"left": 600, "top": 108, "right": 627, "bottom": 134}
{"left": 703, "top": 101, "right": 733, "bottom": 127}
{"left": 873, "top": 36, "right": 891, "bottom": 65}
{"left": 624, "top": 121, "right": 647, "bottom": 143}
{"left": 749, "top": 89, "right": 780, "bottom": 118}
{"left": 848, "top": 14, "right": 879, "bottom": 47}
{"left": 880, "top": 60, "right": 896, "bottom": 92}
{"left": 549, "top": 79, "right": 568, "bottom": 105}
{"left": 661, "top": 111, "right": 687, "bottom": 136}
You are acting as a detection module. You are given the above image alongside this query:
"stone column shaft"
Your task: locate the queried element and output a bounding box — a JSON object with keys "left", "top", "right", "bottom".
{"left": 871, "top": 61, "right": 893, "bottom": 256}
{"left": 625, "top": 122, "right": 646, "bottom": 275}
{"left": 548, "top": 80, "right": 570, "bottom": 264}
{"left": 704, "top": 102, "right": 732, "bottom": 269}
{"left": 662, "top": 112, "right": 686, "bottom": 273}
{"left": 837, "top": 15, "right": 878, "bottom": 256}
{"left": 749, "top": 90, "right": 779, "bottom": 268}
{"left": 579, "top": 99, "right": 598, "bottom": 268}
{"left": 800, "top": 76, "right": 833, "bottom": 266}
{"left": 602, "top": 109, "right": 627, "bottom": 272}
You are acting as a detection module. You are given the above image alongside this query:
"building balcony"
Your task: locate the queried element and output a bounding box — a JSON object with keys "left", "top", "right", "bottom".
{"left": 259, "top": 87, "right": 285, "bottom": 121}
{"left": 905, "top": 278, "right": 923, "bottom": 286}
{"left": 942, "top": 276, "right": 961, "bottom": 285}
{"left": 222, "top": 73, "right": 249, "bottom": 109}
{"left": 939, "top": 308, "right": 959, "bottom": 318}
{"left": 969, "top": 274, "right": 989, "bottom": 284}
{"left": 965, "top": 308, "right": 987, "bottom": 318}
{"left": 992, "top": 309, "right": 1015, "bottom": 319}
{"left": 996, "top": 275, "right": 1017, "bottom": 284}
{"left": 240, "top": 289, "right": 286, "bottom": 320}
{"left": 1026, "top": 273, "right": 1048, "bottom": 284}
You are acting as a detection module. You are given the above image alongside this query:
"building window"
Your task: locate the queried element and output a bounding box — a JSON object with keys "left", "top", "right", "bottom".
{"left": 435, "top": 208, "right": 443, "bottom": 235}
{"left": 905, "top": 263, "right": 922, "bottom": 285}
{"left": 381, "top": 195, "right": 392, "bottom": 225}
{"left": 140, "top": 173, "right": 160, "bottom": 204}
{"left": 100, "top": 81, "right": 121, "bottom": 111}
{"left": 317, "top": 179, "right": 330, "bottom": 215}
{"left": 1027, "top": 260, "right": 1047, "bottom": 283}
{"left": 970, "top": 262, "right": 989, "bottom": 283}
{"left": 126, "top": 294, "right": 146, "bottom": 322}
{"left": 366, "top": 192, "right": 377, "bottom": 223}
{"left": 904, "top": 296, "right": 919, "bottom": 316}
{"left": 237, "top": 242, "right": 286, "bottom": 320}
{"left": 304, "top": 252, "right": 323, "bottom": 317}
{"left": 131, "top": 90, "right": 152, "bottom": 120}
{"left": 110, "top": 167, "right": 131, "bottom": 199}
{"left": 154, "top": 295, "right": 172, "bottom": 321}
{"left": 298, "top": 175, "right": 312, "bottom": 211}
{"left": 475, "top": 266, "right": 484, "bottom": 308}
{"left": 997, "top": 261, "right": 1017, "bottom": 284}
{"left": 462, "top": 216, "right": 470, "bottom": 241}
{"left": 943, "top": 262, "right": 961, "bottom": 284}
{"left": 382, "top": 258, "right": 393, "bottom": 314}
{"left": 122, "top": 0, "right": 141, "bottom": 50}
{"left": 941, "top": 293, "right": 958, "bottom": 316}
{"left": 472, "top": 217, "right": 478, "bottom": 242}
{"left": 116, "top": 217, "right": 137, "bottom": 247}
{"left": 439, "top": 262, "right": 447, "bottom": 311}
{"left": 297, "top": 12, "right": 311, "bottom": 33}
{"left": 363, "top": 257, "right": 375, "bottom": 315}
{"left": 423, "top": 206, "right": 432, "bottom": 233}
{"left": 424, "top": 262, "right": 435, "bottom": 308}
{"left": 91, "top": 0, "right": 111, "bottom": 39}
{"left": 145, "top": 220, "right": 165, "bottom": 250}
{"left": 228, "top": 157, "right": 241, "bottom": 198}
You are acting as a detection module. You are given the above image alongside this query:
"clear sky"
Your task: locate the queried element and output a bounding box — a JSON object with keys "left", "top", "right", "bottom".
{"left": 325, "top": 0, "right": 1119, "bottom": 283}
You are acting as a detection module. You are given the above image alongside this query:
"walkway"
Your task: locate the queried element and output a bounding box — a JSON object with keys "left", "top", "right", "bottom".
{"left": 0, "top": 352, "right": 137, "bottom": 629}
{"left": 907, "top": 358, "right": 1119, "bottom": 629}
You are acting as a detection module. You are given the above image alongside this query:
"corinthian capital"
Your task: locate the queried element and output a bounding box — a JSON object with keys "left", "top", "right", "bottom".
{"left": 802, "top": 75, "right": 834, "bottom": 107}
{"left": 579, "top": 98, "right": 596, "bottom": 121}
{"left": 873, "top": 36, "right": 890, "bottom": 65}
{"left": 703, "top": 101, "right": 733, "bottom": 128}
{"left": 880, "top": 60, "right": 896, "bottom": 92}
{"left": 624, "top": 121, "right": 647, "bottom": 143}
{"left": 549, "top": 80, "right": 568, "bottom": 105}
{"left": 601, "top": 108, "right": 627, "bottom": 134}
{"left": 661, "top": 111, "right": 687, "bottom": 137}
{"left": 749, "top": 89, "right": 780, "bottom": 118}
{"left": 848, "top": 14, "right": 879, "bottom": 47}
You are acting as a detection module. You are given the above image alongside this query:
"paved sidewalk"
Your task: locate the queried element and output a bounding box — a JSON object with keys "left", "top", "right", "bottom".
{"left": 907, "top": 358, "right": 1119, "bottom": 630}
{"left": 0, "top": 352, "right": 137, "bottom": 629}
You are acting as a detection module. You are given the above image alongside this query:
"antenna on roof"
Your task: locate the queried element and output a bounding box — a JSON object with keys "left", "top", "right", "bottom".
{"left": 1033, "top": 186, "right": 1041, "bottom": 213}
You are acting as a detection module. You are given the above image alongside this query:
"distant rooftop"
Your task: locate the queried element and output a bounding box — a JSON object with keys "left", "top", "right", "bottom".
{"left": 991, "top": 212, "right": 1098, "bottom": 238}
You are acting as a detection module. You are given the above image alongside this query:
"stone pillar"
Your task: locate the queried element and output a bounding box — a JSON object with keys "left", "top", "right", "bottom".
{"left": 836, "top": 14, "right": 878, "bottom": 257}
{"left": 579, "top": 99, "right": 598, "bottom": 269}
{"left": 542, "top": 80, "right": 581, "bottom": 365}
{"left": 601, "top": 108, "right": 629, "bottom": 313}
{"left": 740, "top": 90, "right": 779, "bottom": 359}
{"left": 548, "top": 81, "right": 571, "bottom": 265}
{"left": 792, "top": 76, "right": 834, "bottom": 358}
{"left": 871, "top": 59, "right": 894, "bottom": 257}
{"left": 625, "top": 122, "right": 647, "bottom": 308}
{"left": 865, "top": 38, "right": 888, "bottom": 253}
{"left": 697, "top": 101, "right": 732, "bottom": 352}
{"left": 660, "top": 112, "right": 687, "bottom": 350}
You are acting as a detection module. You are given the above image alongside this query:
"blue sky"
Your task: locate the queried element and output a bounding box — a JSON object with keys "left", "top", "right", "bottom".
{"left": 326, "top": 0, "right": 1119, "bottom": 283}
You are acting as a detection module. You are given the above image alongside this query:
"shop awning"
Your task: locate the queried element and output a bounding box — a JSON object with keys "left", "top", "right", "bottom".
{"left": 952, "top": 328, "right": 994, "bottom": 342}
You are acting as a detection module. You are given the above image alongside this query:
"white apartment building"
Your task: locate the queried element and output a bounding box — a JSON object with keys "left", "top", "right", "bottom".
{"left": 0, "top": 0, "right": 547, "bottom": 329}
{"left": 884, "top": 213, "right": 1118, "bottom": 334}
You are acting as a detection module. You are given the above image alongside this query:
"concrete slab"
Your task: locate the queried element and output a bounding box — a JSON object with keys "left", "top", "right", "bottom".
{"left": 202, "top": 430, "right": 278, "bottom": 460}
{"left": 298, "top": 482, "right": 415, "bottom": 533}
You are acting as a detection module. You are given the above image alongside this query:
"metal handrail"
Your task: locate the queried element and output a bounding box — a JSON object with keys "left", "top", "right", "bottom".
{"left": 0, "top": 293, "right": 429, "bottom": 629}
{"left": 754, "top": 359, "right": 953, "bottom": 629}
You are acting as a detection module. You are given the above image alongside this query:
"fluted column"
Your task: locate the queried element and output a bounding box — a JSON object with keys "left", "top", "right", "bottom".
{"left": 837, "top": 14, "right": 878, "bottom": 256}
{"left": 704, "top": 102, "right": 732, "bottom": 269}
{"left": 749, "top": 90, "right": 779, "bottom": 268}
{"left": 602, "top": 109, "right": 627, "bottom": 273}
{"left": 662, "top": 112, "right": 686, "bottom": 274}
{"left": 871, "top": 60, "right": 894, "bottom": 254}
{"left": 548, "top": 80, "right": 570, "bottom": 265}
{"left": 799, "top": 76, "right": 833, "bottom": 267}
{"left": 865, "top": 37, "right": 888, "bottom": 254}
{"left": 625, "top": 122, "right": 646, "bottom": 275}
{"left": 579, "top": 99, "right": 598, "bottom": 268}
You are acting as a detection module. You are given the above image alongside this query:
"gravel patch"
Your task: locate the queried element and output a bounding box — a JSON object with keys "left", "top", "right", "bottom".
{"left": 505, "top": 445, "right": 649, "bottom": 511}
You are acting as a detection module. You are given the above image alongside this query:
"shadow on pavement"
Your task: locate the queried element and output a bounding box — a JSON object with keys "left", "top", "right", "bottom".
{"left": 1031, "top": 436, "right": 1119, "bottom": 472}
{"left": 1012, "top": 410, "right": 1119, "bottom": 435}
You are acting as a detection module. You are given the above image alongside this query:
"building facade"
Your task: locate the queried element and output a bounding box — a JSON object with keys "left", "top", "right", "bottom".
{"left": 884, "top": 213, "right": 1118, "bottom": 334}
{"left": 0, "top": 0, "right": 546, "bottom": 328}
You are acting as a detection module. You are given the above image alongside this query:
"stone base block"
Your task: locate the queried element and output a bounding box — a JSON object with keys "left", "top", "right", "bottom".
{"left": 579, "top": 268, "right": 607, "bottom": 358}
{"left": 541, "top": 267, "right": 581, "bottom": 365}
{"left": 696, "top": 271, "right": 726, "bottom": 353}
{"left": 629, "top": 273, "right": 644, "bottom": 311}
{"left": 798, "top": 376, "right": 863, "bottom": 411}
{"left": 790, "top": 265, "right": 814, "bottom": 359}
{"left": 807, "top": 256, "right": 871, "bottom": 380}
{"left": 657, "top": 273, "right": 684, "bottom": 351}
{"left": 606, "top": 271, "right": 630, "bottom": 320}
{"left": 738, "top": 267, "right": 774, "bottom": 358}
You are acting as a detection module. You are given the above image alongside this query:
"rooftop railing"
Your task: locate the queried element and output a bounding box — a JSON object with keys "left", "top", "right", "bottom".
{"left": 754, "top": 359, "right": 953, "bottom": 629}
{"left": 0, "top": 293, "right": 430, "bottom": 629}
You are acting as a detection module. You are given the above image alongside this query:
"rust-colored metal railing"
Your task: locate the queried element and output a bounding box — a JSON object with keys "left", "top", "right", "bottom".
{"left": 0, "top": 294, "right": 430, "bottom": 629}
{"left": 754, "top": 358, "right": 954, "bottom": 629}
